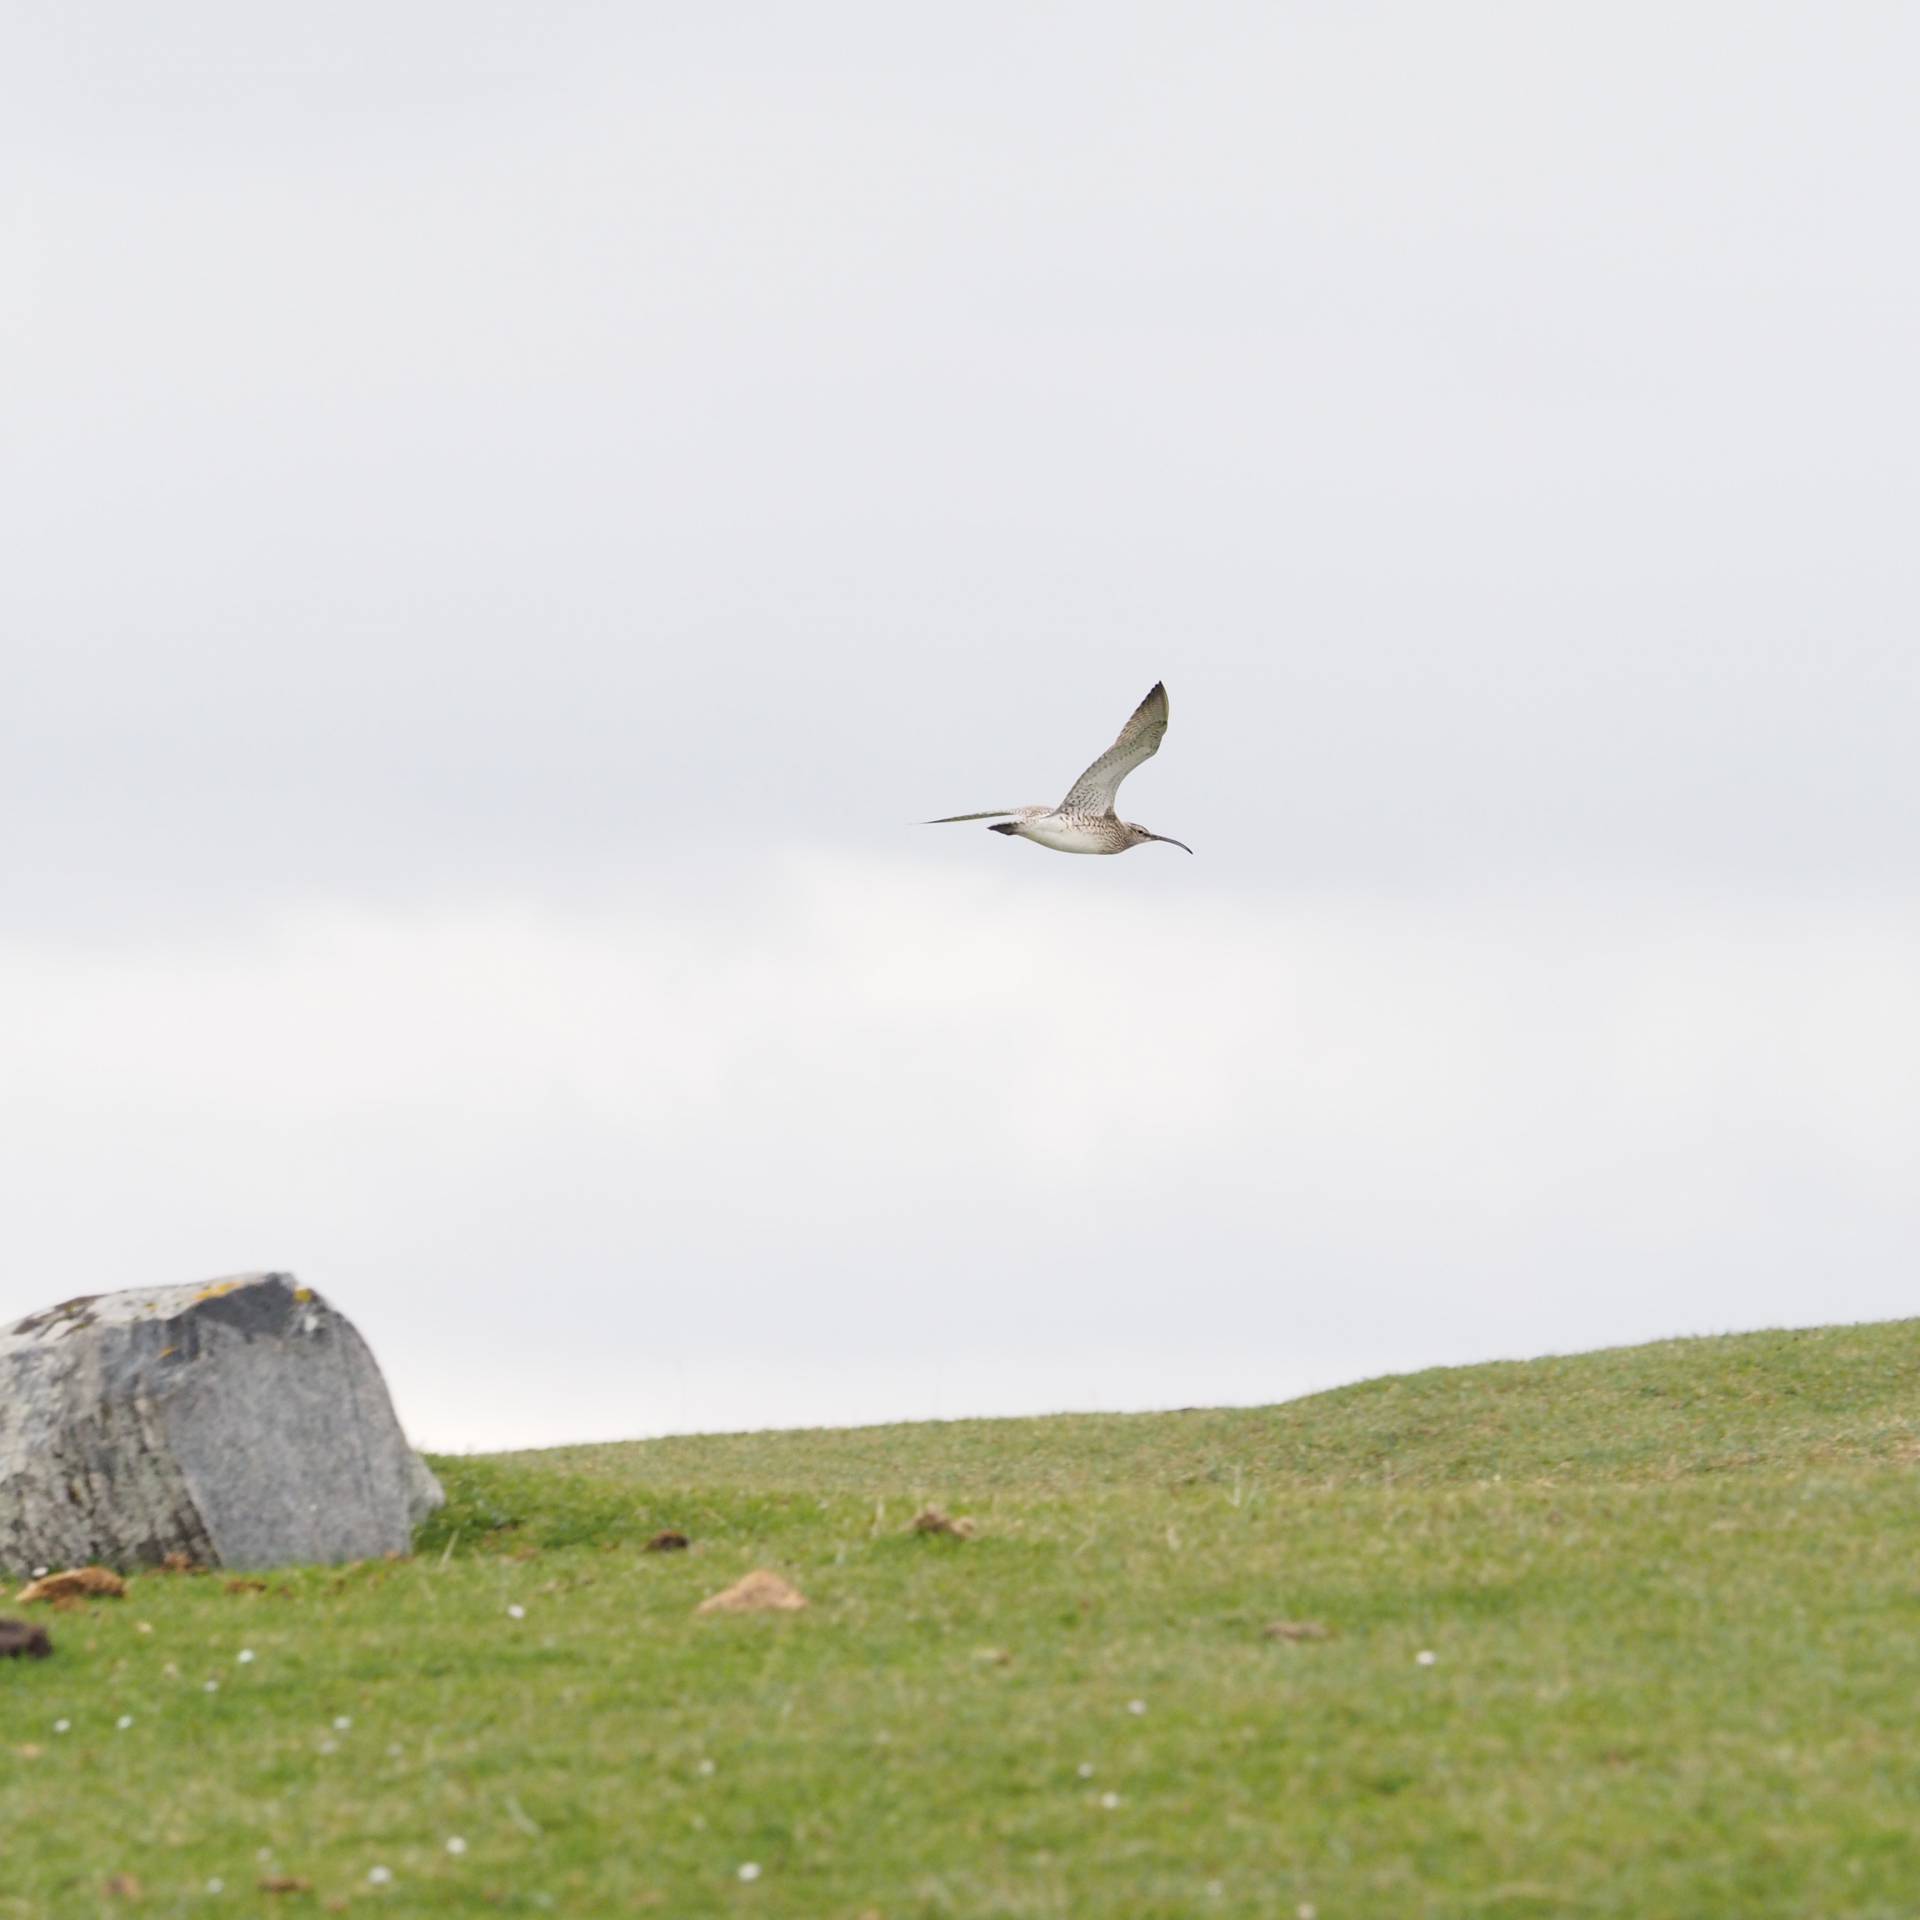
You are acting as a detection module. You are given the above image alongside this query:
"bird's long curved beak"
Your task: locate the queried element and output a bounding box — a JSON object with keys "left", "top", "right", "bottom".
{"left": 1148, "top": 834, "right": 1194, "bottom": 854}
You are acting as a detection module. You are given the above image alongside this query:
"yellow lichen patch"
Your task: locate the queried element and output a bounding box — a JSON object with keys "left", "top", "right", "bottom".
{"left": 292, "top": 1287, "right": 314, "bottom": 1303}
{"left": 193, "top": 1280, "right": 242, "bottom": 1303}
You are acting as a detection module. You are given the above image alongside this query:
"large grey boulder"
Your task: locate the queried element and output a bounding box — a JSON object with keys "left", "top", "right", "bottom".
{"left": 0, "top": 1273, "right": 442, "bottom": 1573}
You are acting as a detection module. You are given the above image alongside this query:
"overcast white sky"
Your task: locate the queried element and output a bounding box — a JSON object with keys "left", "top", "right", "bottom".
{"left": 4, "top": 5, "right": 1916, "bottom": 1450}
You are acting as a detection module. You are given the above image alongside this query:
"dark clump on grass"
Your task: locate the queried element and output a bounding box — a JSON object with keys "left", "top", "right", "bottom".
{"left": 0, "top": 1617, "right": 53, "bottom": 1658}
{"left": 909, "top": 1506, "right": 976, "bottom": 1538}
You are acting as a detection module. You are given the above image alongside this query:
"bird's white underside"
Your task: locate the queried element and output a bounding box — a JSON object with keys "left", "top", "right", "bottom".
{"left": 1011, "top": 816, "right": 1127, "bottom": 855}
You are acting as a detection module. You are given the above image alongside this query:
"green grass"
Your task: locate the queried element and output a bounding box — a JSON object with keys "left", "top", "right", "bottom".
{"left": 7, "top": 1319, "right": 1920, "bottom": 1918}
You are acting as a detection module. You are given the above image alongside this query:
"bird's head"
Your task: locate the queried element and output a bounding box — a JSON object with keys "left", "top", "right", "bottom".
{"left": 1124, "top": 821, "right": 1193, "bottom": 854}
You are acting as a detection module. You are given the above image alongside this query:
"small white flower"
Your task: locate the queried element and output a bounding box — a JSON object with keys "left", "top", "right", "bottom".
{"left": 135, "top": 1621, "right": 153, "bottom": 1634}
{"left": 1077, "top": 1762, "right": 1095, "bottom": 1778}
{"left": 237, "top": 1649, "right": 255, "bottom": 1664}
{"left": 445, "top": 1837, "right": 468, "bottom": 1856}
{"left": 1099, "top": 1791, "right": 1122, "bottom": 1809}
{"left": 737, "top": 1862, "right": 762, "bottom": 1883}
{"left": 333, "top": 1715, "right": 352, "bottom": 1730}
{"left": 367, "top": 1865, "right": 393, "bottom": 1886}
{"left": 1415, "top": 1649, "right": 1438, "bottom": 1667}
{"left": 1127, "top": 1699, "right": 1147, "bottom": 1716}
{"left": 256, "top": 1850, "right": 273, "bottom": 1865}
{"left": 1299, "top": 1905, "right": 1318, "bottom": 1919}
{"left": 116, "top": 1714, "right": 134, "bottom": 1730}
{"left": 53, "top": 1718, "right": 71, "bottom": 1734}
{"left": 204, "top": 1679, "right": 220, "bottom": 1693}
{"left": 318, "top": 1738, "right": 338, "bottom": 1755}
{"left": 206, "top": 1878, "right": 225, "bottom": 1894}
{"left": 506, "top": 1604, "right": 526, "bottom": 1620}
{"left": 696, "top": 1758, "right": 716, "bottom": 1776}
{"left": 31, "top": 1566, "right": 48, "bottom": 1578}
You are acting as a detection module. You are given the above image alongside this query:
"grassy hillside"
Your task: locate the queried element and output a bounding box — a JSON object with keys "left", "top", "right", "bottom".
{"left": 6, "top": 1320, "right": 1920, "bottom": 1918}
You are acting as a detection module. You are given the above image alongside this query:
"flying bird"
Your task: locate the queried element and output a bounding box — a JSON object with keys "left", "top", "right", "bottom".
{"left": 927, "top": 681, "right": 1192, "bottom": 856}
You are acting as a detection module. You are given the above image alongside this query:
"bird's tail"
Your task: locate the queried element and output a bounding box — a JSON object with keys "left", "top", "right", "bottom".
{"left": 987, "top": 822, "right": 1018, "bottom": 835}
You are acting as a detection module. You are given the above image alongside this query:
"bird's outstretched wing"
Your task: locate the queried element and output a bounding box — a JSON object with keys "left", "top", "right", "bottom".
{"left": 924, "top": 809, "right": 1019, "bottom": 824}
{"left": 1058, "top": 682, "right": 1169, "bottom": 815}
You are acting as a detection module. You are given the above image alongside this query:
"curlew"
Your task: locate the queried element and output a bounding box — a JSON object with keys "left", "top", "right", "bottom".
{"left": 926, "top": 681, "right": 1192, "bottom": 856}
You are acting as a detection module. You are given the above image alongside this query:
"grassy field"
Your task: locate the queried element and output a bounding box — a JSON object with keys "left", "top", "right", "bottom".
{"left": 6, "top": 1320, "right": 1920, "bottom": 1918}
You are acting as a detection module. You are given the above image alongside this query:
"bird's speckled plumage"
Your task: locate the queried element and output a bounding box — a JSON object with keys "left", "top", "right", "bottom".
{"left": 926, "top": 682, "right": 1192, "bottom": 856}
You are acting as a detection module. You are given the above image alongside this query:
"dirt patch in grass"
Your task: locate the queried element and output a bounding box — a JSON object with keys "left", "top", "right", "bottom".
{"left": 695, "top": 1569, "right": 809, "bottom": 1614}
